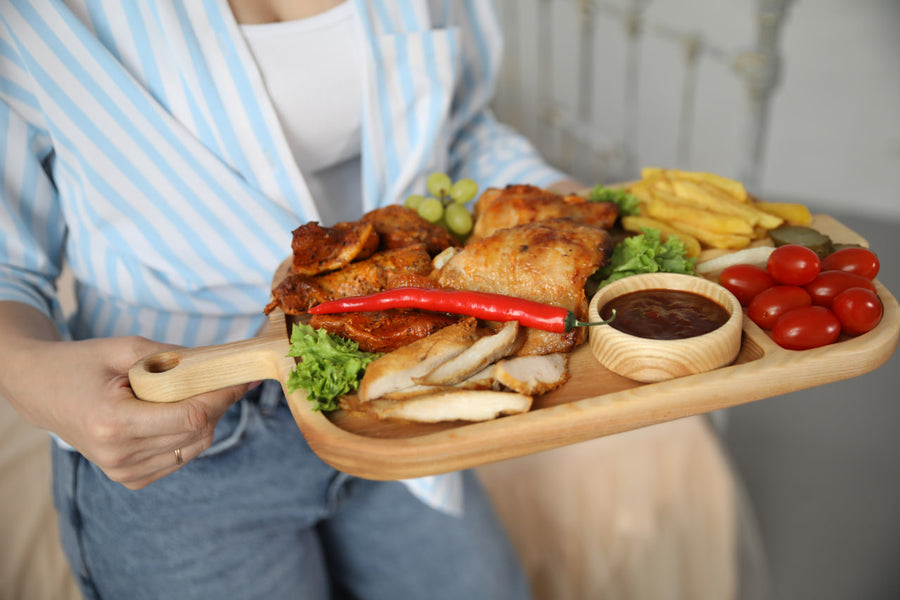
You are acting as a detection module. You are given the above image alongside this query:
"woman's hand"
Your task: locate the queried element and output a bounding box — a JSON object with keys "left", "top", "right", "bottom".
{"left": 0, "top": 302, "right": 246, "bottom": 489}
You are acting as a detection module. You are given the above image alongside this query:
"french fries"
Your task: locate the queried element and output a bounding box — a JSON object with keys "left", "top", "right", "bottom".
{"left": 624, "top": 167, "right": 798, "bottom": 251}
{"left": 656, "top": 219, "right": 752, "bottom": 250}
{"left": 753, "top": 201, "right": 813, "bottom": 226}
{"left": 620, "top": 215, "right": 702, "bottom": 258}
{"left": 667, "top": 180, "right": 783, "bottom": 229}
{"left": 641, "top": 167, "right": 748, "bottom": 202}
{"left": 645, "top": 195, "right": 755, "bottom": 236}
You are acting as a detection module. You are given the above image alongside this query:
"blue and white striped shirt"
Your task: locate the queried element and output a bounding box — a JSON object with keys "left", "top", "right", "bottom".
{"left": 0, "top": 0, "right": 565, "bottom": 512}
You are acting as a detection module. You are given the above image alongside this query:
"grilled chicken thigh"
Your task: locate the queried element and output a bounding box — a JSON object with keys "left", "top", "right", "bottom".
{"left": 434, "top": 218, "right": 613, "bottom": 355}
{"left": 290, "top": 220, "right": 378, "bottom": 276}
{"left": 470, "top": 184, "right": 617, "bottom": 241}
{"left": 289, "top": 204, "right": 455, "bottom": 279}
{"left": 267, "top": 206, "right": 461, "bottom": 350}
{"left": 266, "top": 245, "right": 434, "bottom": 314}
{"left": 361, "top": 205, "right": 460, "bottom": 256}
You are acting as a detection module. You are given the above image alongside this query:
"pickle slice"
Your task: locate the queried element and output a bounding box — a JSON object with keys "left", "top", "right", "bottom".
{"left": 768, "top": 225, "right": 834, "bottom": 258}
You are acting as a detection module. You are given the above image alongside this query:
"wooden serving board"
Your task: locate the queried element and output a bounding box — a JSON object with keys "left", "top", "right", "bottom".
{"left": 129, "top": 215, "right": 900, "bottom": 480}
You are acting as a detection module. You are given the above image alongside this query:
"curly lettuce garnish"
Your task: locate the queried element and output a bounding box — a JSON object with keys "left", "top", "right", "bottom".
{"left": 285, "top": 324, "right": 380, "bottom": 412}
{"left": 588, "top": 184, "right": 642, "bottom": 217}
{"left": 596, "top": 227, "right": 696, "bottom": 287}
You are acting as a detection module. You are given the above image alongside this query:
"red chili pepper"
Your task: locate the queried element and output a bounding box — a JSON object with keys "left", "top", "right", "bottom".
{"left": 307, "top": 287, "right": 615, "bottom": 334}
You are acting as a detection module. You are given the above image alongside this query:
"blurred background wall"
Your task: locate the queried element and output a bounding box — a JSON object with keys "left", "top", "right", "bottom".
{"left": 492, "top": 0, "right": 900, "bottom": 220}
{"left": 491, "top": 1, "right": 900, "bottom": 599}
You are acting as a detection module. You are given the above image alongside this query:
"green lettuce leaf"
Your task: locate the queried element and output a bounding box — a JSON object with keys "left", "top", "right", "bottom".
{"left": 285, "top": 324, "right": 380, "bottom": 412}
{"left": 588, "top": 184, "right": 642, "bottom": 216}
{"left": 597, "top": 227, "right": 696, "bottom": 287}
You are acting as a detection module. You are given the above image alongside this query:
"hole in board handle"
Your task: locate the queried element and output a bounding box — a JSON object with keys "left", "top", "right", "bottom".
{"left": 144, "top": 351, "right": 182, "bottom": 373}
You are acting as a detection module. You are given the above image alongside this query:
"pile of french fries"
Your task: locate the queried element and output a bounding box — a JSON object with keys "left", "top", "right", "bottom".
{"left": 622, "top": 167, "right": 812, "bottom": 258}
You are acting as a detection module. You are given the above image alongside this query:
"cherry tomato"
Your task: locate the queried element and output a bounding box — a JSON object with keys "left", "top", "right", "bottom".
{"left": 718, "top": 264, "right": 775, "bottom": 306}
{"left": 771, "top": 306, "right": 841, "bottom": 350}
{"left": 766, "top": 244, "right": 821, "bottom": 286}
{"left": 747, "top": 285, "right": 812, "bottom": 330}
{"left": 821, "top": 247, "right": 880, "bottom": 280}
{"left": 804, "top": 270, "right": 877, "bottom": 307}
{"left": 831, "top": 288, "right": 883, "bottom": 336}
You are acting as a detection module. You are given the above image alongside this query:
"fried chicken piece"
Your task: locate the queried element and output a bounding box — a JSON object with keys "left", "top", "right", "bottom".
{"left": 361, "top": 205, "right": 461, "bottom": 255}
{"left": 434, "top": 218, "right": 612, "bottom": 355}
{"left": 346, "top": 390, "right": 532, "bottom": 423}
{"left": 357, "top": 318, "right": 480, "bottom": 402}
{"left": 265, "top": 274, "right": 329, "bottom": 315}
{"left": 492, "top": 353, "right": 570, "bottom": 396}
{"left": 266, "top": 245, "right": 434, "bottom": 315}
{"left": 382, "top": 272, "right": 441, "bottom": 290}
{"left": 290, "top": 221, "right": 379, "bottom": 276}
{"left": 470, "top": 184, "right": 618, "bottom": 242}
{"left": 414, "top": 321, "right": 524, "bottom": 386}
{"left": 313, "top": 244, "right": 434, "bottom": 299}
{"left": 309, "top": 309, "right": 462, "bottom": 353}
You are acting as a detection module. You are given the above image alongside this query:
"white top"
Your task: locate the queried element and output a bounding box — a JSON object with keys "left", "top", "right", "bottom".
{"left": 241, "top": 2, "right": 363, "bottom": 225}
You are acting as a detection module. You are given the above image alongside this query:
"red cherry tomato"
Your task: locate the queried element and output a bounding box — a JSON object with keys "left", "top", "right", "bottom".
{"left": 718, "top": 264, "right": 775, "bottom": 306}
{"left": 831, "top": 288, "right": 883, "bottom": 336}
{"left": 804, "top": 270, "right": 877, "bottom": 307}
{"left": 766, "top": 244, "right": 821, "bottom": 286}
{"left": 747, "top": 285, "right": 812, "bottom": 330}
{"left": 771, "top": 306, "right": 841, "bottom": 350}
{"left": 821, "top": 247, "right": 880, "bottom": 280}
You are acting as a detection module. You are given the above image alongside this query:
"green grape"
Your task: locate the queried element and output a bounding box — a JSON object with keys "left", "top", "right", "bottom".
{"left": 444, "top": 202, "right": 473, "bottom": 236}
{"left": 404, "top": 194, "right": 425, "bottom": 210}
{"left": 417, "top": 197, "right": 445, "bottom": 224}
{"left": 449, "top": 178, "right": 478, "bottom": 204}
{"left": 426, "top": 172, "right": 452, "bottom": 198}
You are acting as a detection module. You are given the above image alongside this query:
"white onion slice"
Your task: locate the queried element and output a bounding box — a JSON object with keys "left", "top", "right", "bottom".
{"left": 695, "top": 246, "right": 775, "bottom": 276}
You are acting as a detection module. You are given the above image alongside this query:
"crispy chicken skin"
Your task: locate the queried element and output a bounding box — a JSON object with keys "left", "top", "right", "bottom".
{"left": 361, "top": 205, "right": 461, "bottom": 255}
{"left": 470, "top": 184, "right": 618, "bottom": 242}
{"left": 434, "top": 218, "right": 613, "bottom": 355}
{"left": 290, "top": 221, "right": 379, "bottom": 276}
{"left": 265, "top": 274, "right": 329, "bottom": 315}
{"left": 266, "top": 245, "right": 434, "bottom": 315}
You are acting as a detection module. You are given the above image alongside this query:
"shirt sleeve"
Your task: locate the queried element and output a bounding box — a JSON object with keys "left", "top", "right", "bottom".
{"left": 444, "top": 1, "right": 567, "bottom": 191}
{"left": 0, "top": 96, "right": 68, "bottom": 324}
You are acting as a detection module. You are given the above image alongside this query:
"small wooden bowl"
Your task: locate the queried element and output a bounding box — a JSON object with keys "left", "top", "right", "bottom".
{"left": 587, "top": 273, "right": 743, "bottom": 383}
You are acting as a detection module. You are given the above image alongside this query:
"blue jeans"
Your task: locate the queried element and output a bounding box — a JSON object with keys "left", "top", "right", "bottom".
{"left": 52, "top": 381, "right": 531, "bottom": 600}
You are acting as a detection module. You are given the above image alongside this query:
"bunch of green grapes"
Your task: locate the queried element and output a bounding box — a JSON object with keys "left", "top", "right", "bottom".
{"left": 404, "top": 172, "right": 477, "bottom": 237}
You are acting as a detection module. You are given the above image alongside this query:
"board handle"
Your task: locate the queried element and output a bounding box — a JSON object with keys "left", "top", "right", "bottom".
{"left": 129, "top": 336, "right": 287, "bottom": 403}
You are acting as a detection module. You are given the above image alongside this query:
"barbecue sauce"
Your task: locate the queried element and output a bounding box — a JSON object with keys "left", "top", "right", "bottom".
{"left": 599, "top": 289, "right": 730, "bottom": 340}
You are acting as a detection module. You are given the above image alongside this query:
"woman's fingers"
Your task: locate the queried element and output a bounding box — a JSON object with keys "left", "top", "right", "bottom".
{"left": 91, "top": 382, "right": 250, "bottom": 487}
{"left": 117, "top": 379, "right": 248, "bottom": 440}
{"left": 7, "top": 332, "right": 254, "bottom": 488}
{"left": 112, "top": 435, "right": 217, "bottom": 490}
